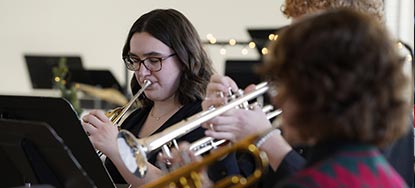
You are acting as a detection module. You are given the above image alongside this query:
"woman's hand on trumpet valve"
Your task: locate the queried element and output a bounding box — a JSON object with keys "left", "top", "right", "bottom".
{"left": 203, "top": 106, "right": 273, "bottom": 143}
{"left": 201, "top": 74, "right": 273, "bottom": 143}
{"left": 81, "top": 109, "right": 119, "bottom": 158}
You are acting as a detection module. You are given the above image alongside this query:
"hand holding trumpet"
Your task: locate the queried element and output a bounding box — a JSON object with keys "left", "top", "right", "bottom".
{"left": 81, "top": 110, "right": 120, "bottom": 158}
{"left": 201, "top": 74, "right": 292, "bottom": 171}
{"left": 201, "top": 74, "right": 274, "bottom": 143}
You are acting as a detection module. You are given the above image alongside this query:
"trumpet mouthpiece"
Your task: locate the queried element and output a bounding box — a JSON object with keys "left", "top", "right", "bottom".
{"left": 143, "top": 80, "right": 152, "bottom": 88}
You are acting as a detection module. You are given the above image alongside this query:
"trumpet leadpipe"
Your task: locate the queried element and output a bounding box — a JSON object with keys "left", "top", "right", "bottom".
{"left": 140, "top": 82, "right": 269, "bottom": 152}
{"left": 98, "top": 80, "right": 151, "bottom": 157}
{"left": 117, "top": 82, "right": 269, "bottom": 177}
{"left": 111, "top": 80, "right": 151, "bottom": 126}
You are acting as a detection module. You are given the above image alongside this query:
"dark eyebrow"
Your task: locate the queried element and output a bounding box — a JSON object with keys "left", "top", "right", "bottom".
{"left": 127, "top": 51, "right": 163, "bottom": 57}
{"left": 127, "top": 52, "right": 139, "bottom": 57}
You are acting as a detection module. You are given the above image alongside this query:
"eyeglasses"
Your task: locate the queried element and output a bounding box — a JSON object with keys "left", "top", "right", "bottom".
{"left": 123, "top": 53, "right": 177, "bottom": 72}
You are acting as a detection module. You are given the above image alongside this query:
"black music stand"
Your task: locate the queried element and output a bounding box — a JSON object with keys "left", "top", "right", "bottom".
{"left": 224, "top": 60, "right": 261, "bottom": 89}
{"left": 24, "top": 55, "right": 84, "bottom": 89}
{"left": 0, "top": 119, "right": 94, "bottom": 187}
{"left": 0, "top": 95, "right": 116, "bottom": 188}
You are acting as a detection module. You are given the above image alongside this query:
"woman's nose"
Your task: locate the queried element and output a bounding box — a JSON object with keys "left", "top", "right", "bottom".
{"left": 136, "top": 63, "right": 151, "bottom": 76}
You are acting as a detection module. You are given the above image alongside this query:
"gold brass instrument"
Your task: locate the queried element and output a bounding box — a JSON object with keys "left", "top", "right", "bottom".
{"left": 189, "top": 105, "right": 282, "bottom": 156}
{"left": 142, "top": 132, "right": 269, "bottom": 188}
{"left": 116, "top": 82, "right": 269, "bottom": 177}
{"left": 75, "top": 82, "right": 128, "bottom": 106}
{"left": 97, "top": 80, "right": 151, "bottom": 157}
{"left": 106, "top": 80, "right": 152, "bottom": 126}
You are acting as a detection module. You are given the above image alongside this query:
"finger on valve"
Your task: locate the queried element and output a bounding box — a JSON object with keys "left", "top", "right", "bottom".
{"left": 157, "top": 142, "right": 214, "bottom": 187}
{"left": 157, "top": 152, "right": 173, "bottom": 174}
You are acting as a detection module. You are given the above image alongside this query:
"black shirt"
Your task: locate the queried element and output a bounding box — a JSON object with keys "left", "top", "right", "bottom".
{"left": 105, "top": 100, "right": 205, "bottom": 183}
{"left": 105, "top": 100, "right": 241, "bottom": 184}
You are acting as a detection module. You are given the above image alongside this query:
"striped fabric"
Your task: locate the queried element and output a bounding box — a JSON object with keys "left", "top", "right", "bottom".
{"left": 276, "top": 145, "right": 408, "bottom": 188}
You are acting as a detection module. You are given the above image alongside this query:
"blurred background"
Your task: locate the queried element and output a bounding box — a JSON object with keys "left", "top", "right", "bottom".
{"left": 0, "top": 0, "right": 413, "bottom": 109}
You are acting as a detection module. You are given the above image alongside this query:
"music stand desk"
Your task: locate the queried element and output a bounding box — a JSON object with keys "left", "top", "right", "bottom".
{"left": 0, "top": 95, "right": 115, "bottom": 188}
{"left": 0, "top": 119, "right": 95, "bottom": 187}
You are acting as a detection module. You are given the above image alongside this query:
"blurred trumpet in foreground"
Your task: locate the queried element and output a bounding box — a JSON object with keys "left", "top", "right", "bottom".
{"left": 142, "top": 132, "right": 270, "bottom": 188}
{"left": 75, "top": 82, "right": 128, "bottom": 106}
{"left": 116, "top": 82, "right": 269, "bottom": 177}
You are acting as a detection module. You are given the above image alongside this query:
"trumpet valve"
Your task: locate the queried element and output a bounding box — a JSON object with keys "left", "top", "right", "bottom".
{"left": 105, "top": 107, "right": 123, "bottom": 122}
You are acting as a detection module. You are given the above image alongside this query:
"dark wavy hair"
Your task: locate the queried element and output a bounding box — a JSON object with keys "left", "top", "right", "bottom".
{"left": 259, "top": 8, "right": 409, "bottom": 147}
{"left": 123, "top": 9, "right": 213, "bottom": 107}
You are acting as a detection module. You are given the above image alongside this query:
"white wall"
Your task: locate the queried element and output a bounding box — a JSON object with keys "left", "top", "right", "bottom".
{"left": 0, "top": 0, "right": 413, "bottom": 94}
{"left": 0, "top": 0, "right": 288, "bottom": 94}
{"left": 384, "top": 0, "right": 414, "bottom": 51}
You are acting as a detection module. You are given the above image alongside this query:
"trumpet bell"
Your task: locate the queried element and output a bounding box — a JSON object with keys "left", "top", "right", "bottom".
{"left": 117, "top": 130, "right": 148, "bottom": 178}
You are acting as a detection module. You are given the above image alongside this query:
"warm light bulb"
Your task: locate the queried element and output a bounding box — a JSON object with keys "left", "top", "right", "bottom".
{"left": 209, "top": 38, "right": 217, "bottom": 44}
{"left": 407, "top": 54, "right": 412, "bottom": 62}
{"left": 262, "top": 47, "right": 269, "bottom": 55}
{"left": 274, "top": 35, "right": 278, "bottom": 40}
{"left": 229, "top": 39, "right": 236, "bottom": 46}
{"left": 242, "top": 48, "right": 248, "bottom": 55}
{"left": 54, "top": 77, "right": 61, "bottom": 82}
{"left": 397, "top": 42, "right": 403, "bottom": 49}
{"left": 249, "top": 42, "right": 256, "bottom": 48}
{"left": 268, "top": 34, "right": 275, "bottom": 41}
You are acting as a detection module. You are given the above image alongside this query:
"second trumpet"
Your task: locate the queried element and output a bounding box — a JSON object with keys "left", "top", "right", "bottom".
{"left": 116, "top": 82, "right": 269, "bottom": 178}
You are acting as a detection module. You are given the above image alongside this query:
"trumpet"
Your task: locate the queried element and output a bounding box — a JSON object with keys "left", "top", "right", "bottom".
{"left": 189, "top": 105, "right": 282, "bottom": 156}
{"left": 97, "top": 80, "right": 151, "bottom": 157}
{"left": 142, "top": 132, "right": 270, "bottom": 188}
{"left": 116, "top": 82, "right": 269, "bottom": 177}
{"left": 106, "top": 80, "right": 152, "bottom": 126}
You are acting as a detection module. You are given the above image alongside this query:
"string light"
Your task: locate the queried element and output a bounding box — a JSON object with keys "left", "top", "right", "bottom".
{"left": 261, "top": 47, "right": 269, "bottom": 55}
{"left": 407, "top": 54, "right": 412, "bottom": 62}
{"left": 241, "top": 48, "right": 248, "bottom": 55}
{"left": 248, "top": 42, "right": 256, "bottom": 49}
{"left": 207, "top": 33, "right": 217, "bottom": 44}
{"left": 209, "top": 38, "right": 217, "bottom": 44}
{"left": 397, "top": 42, "right": 403, "bottom": 49}
{"left": 220, "top": 47, "right": 227, "bottom": 55}
{"left": 273, "top": 35, "right": 278, "bottom": 40}
{"left": 229, "top": 39, "right": 237, "bottom": 46}
{"left": 203, "top": 32, "right": 277, "bottom": 56}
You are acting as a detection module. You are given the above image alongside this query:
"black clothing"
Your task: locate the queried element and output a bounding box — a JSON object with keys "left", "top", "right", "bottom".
{"left": 381, "top": 115, "right": 414, "bottom": 187}
{"left": 105, "top": 100, "right": 241, "bottom": 184}
{"left": 105, "top": 100, "right": 205, "bottom": 183}
{"left": 257, "top": 147, "right": 307, "bottom": 188}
